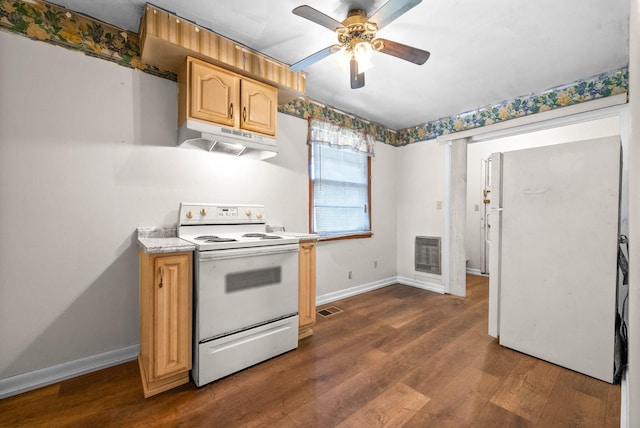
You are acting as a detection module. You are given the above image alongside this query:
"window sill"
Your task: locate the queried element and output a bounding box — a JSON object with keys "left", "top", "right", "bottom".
{"left": 316, "top": 231, "right": 373, "bottom": 242}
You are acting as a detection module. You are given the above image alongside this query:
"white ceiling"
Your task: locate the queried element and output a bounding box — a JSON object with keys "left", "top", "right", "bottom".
{"left": 47, "top": 0, "right": 629, "bottom": 130}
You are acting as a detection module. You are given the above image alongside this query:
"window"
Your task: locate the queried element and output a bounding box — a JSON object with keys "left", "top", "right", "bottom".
{"left": 308, "top": 120, "right": 374, "bottom": 239}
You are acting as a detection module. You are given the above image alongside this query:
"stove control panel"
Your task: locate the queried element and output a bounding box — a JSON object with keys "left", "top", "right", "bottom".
{"left": 218, "top": 207, "right": 238, "bottom": 217}
{"left": 179, "top": 203, "right": 266, "bottom": 225}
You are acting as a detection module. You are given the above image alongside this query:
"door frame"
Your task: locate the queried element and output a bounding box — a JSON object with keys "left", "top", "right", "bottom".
{"left": 480, "top": 157, "right": 492, "bottom": 275}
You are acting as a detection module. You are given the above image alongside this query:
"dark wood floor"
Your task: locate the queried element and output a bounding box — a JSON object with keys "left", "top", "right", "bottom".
{"left": 0, "top": 275, "right": 620, "bottom": 427}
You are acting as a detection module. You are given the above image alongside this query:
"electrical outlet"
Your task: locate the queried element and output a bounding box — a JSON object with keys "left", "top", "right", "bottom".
{"left": 436, "top": 200, "right": 443, "bottom": 210}
{"left": 474, "top": 204, "right": 480, "bottom": 212}
{"left": 348, "top": 271, "right": 352, "bottom": 279}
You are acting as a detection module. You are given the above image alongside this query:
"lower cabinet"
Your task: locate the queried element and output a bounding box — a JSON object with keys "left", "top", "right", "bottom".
{"left": 138, "top": 250, "right": 192, "bottom": 398}
{"left": 298, "top": 241, "right": 317, "bottom": 339}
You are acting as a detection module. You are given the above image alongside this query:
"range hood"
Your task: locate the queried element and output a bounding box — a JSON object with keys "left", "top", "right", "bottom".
{"left": 178, "top": 120, "right": 277, "bottom": 160}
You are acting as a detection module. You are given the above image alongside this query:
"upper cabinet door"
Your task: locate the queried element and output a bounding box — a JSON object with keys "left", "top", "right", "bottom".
{"left": 240, "top": 79, "right": 277, "bottom": 136}
{"left": 190, "top": 60, "right": 239, "bottom": 128}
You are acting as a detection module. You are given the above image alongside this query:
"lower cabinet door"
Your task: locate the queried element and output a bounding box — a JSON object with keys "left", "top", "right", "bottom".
{"left": 153, "top": 254, "right": 192, "bottom": 379}
{"left": 298, "top": 241, "right": 316, "bottom": 339}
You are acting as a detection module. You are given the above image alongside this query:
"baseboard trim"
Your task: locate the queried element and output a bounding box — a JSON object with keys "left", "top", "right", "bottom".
{"left": 396, "top": 276, "right": 446, "bottom": 294}
{"left": 466, "top": 268, "right": 489, "bottom": 277}
{"left": 316, "top": 276, "right": 447, "bottom": 306}
{"left": 316, "top": 277, "right": 397, "bottom": 306}
{"left": 0, "top": 345, "right": 139, "bottom": 399}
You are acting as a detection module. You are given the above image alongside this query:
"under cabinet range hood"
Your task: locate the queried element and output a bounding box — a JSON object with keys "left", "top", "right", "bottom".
{"left": 178, "top": 120, "right": 278, "bottom": 160}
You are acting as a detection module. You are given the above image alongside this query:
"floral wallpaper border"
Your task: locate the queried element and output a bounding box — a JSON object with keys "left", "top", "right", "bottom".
{"left": 278, "top": 98, "right": 396, "bottom": 145}
{"left": 0, "top": 0, "right": 176, "bottom": 80}
{"left": 395, "top": 68, "right": 629, "bottom": 146}
{"left": 278, "top": 67, "right": 628, "bottom": 146}
{"left": 0, "top": 1, "right": 629, "bottom": 147}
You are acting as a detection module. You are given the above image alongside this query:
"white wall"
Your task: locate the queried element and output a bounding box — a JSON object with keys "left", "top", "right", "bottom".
{"left": 396, "top": 140, "right": 446, "bottom": 290}
{"left": 465, "top": 117, "right": 621, "bottom": 272}
{"left": 0, "top": 30, "right": 398, "bottom": 383}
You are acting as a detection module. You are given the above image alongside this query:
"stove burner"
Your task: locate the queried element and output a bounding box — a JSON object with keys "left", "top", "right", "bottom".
{"left": 191, "top": 233, "right": 282, "bottom": 244}
{"left": 242, "top": 233, "right": 267, "bottom": 238}
{"left": 205, "top": 237, "right": 237, "bottom": 243}
{"left": 242, "top": 233, "right": 284, "bottom": 240}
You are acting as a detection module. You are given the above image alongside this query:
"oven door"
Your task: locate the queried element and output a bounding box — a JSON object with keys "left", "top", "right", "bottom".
{"left": 194, "top": 243, "right": 299, "bottom": 342}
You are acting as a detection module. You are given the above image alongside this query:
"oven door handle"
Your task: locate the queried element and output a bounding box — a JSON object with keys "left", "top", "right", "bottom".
{"left": 198, "top": 243, "right": 299, "bottom": 261}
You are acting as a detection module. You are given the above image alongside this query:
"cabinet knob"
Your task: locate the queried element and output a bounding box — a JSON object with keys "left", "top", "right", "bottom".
{"left": 187, "top": 211, "right": 193, "bottom": 219}
{"left": 200, "top": 208, "right": 208, "bottom": 216}
{"left": 245, "top": 209, "right": 252, "bottom": 217}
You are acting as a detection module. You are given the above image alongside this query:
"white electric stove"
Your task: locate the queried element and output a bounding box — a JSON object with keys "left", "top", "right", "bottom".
{"left": 177, "top": 203, "right": 300, "bottom": 387}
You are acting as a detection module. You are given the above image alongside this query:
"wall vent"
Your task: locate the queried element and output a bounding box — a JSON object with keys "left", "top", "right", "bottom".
{"left": 317, "top": 306, "right": 343, "bottom": 317}
{"left": 415, "top": 236, "right": 441, "bottom": 275}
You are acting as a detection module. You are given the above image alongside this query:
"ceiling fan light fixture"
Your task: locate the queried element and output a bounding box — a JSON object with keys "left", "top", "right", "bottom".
{"left": 334, "top": 46, "right": 352, "bottom": 70}
{"left": 353, "top": 42, "right": 373, "bottom": 72}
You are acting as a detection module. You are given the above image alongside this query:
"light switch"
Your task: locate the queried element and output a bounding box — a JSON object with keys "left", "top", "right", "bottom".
{"left": 436, "top": 200, "right": 442, "bottom": 210}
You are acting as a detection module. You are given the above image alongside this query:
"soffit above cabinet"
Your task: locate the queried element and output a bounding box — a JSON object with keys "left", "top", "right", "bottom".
{"left": 139, "top": 4, "right": 306, "bottom": 105}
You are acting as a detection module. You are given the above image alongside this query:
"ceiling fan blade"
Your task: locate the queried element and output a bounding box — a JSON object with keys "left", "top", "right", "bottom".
{"left": 290, "top": 45, "right": 341, "bottom": 71}
{"left": 292, "top": 5, "right": 344, "bottom": 31}
{"left": 369, "top": 0, "right": 422, "bottom": 30}
{"left": 377, "top": 39, "right": 430, "bottom": 65}
{"left": 350, "top": 57, "right": 365, "bottom": 89}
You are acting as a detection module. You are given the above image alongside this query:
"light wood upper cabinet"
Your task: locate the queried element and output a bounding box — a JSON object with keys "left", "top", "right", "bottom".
{"left": 179, "top": 56, "right": 277, "bottom": 137}
{"left": 189, "top": 61, "right": 239, "bottom": 128}
{"left": 240, "top": 79, "right": 277, "bottom": 136}
{"left": 298, "top": 241, "right": 317, "bottom": 340}
{"left": 138, "top": 250, "right": 192, "bottom": 398}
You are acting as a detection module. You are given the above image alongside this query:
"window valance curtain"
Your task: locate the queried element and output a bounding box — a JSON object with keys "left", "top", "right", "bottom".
{"left": 307, "top": 119, "right": 375, "bottom": 156}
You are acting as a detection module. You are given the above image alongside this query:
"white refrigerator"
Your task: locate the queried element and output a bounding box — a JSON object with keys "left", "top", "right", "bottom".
{"left": 487, "top": 136, "right": 621, "bottom": 383}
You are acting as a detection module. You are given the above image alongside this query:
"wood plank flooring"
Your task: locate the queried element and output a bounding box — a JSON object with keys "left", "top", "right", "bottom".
{"left": 0, "top": 275, "right": 620, "bottom": 427}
